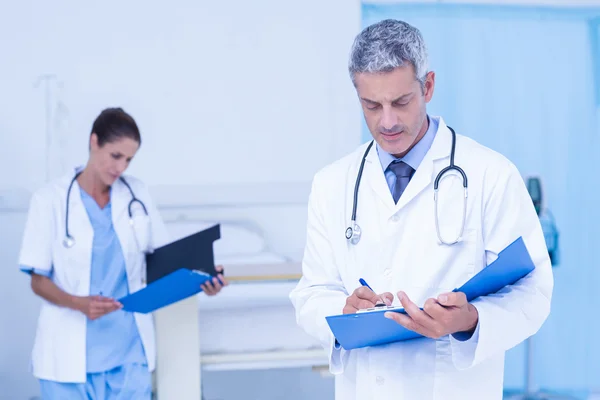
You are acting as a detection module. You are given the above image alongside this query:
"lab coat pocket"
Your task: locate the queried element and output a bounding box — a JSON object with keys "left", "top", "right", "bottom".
{"left": 408, "top": 227, "right": 477, "bottom": 291}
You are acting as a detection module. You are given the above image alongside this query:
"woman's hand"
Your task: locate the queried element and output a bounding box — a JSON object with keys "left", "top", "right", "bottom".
{"left": 201, "top": 265, "right": 229, "bottom": 296}
{"left": 30, "top": 274, "right": 121, "bottom": 320}
{"left": 72, "top": 295, "right": 122, "bottom": 320}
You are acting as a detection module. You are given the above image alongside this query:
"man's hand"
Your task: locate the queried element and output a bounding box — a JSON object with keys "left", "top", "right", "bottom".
{"left": 384, "top": 291, "right": 479, "bottom": 339}
{"left": 72, "top": 295, "right": 122, "bottom": 320}
{"left": 201, "top": 265, "right": 229, "bottom": 296}
{"left": 343, "top": 287, "right": 393, "bottom": 314}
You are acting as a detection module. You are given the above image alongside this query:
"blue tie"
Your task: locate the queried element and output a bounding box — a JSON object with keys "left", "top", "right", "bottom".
{"left": 388, "top": 161, "right": 414, "bottom": 204}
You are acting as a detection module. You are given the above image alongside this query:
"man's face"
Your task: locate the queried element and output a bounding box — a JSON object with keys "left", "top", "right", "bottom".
{"left": 354, "top": 66, "right": 435, "bottom": 158}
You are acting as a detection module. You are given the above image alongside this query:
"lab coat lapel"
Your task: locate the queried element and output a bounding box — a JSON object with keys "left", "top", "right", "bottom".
{"left": 395, "top": 119, "right": 453, "bottom": 211}
{"left": 66, "top": 177, "right": 94, "bottom": 263}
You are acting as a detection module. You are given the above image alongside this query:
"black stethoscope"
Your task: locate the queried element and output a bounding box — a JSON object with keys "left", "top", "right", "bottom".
{"left": 345, "top": 126, "right": 468, "bottom": 246}
{"left": 63, "top": 170, "right": 149, "bottom": 248}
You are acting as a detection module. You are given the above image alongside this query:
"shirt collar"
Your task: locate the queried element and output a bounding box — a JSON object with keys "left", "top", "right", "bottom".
{"left": 376, "top": 115, "right": 438, "bottom": 172}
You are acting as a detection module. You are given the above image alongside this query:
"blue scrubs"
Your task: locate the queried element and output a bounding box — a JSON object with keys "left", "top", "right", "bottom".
{"left": 35, "top": 189, "right": 151, "bottom": 399}
{"left": 38, "top": 364, "right": 151, "bottom": 399}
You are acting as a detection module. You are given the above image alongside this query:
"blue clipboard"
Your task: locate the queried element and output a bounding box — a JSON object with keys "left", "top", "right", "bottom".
{"left": 119, "top": 268, "right": 213, "bottom": 314}
{"left": 325, "top": 236, "right": 536, "bottom": 350}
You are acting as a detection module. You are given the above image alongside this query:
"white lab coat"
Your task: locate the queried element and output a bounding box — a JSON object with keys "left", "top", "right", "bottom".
{"left": 18, "top": 170, "right": 169, "bottom": 383}
{"left": 289, "top": 117, "right": 553, "bottom": 400}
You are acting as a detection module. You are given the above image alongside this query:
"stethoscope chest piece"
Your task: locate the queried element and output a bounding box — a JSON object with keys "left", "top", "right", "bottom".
{"left": 63, "top": 236, "right": 75, "bottom": 248}
{"left": 345, "top": 227, "right": 353, "bottom": 240}
{"left": 346, "top": 222, "right": 362, "bottom": 245}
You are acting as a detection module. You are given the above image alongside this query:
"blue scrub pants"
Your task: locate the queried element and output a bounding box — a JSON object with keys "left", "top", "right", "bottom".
{"left": 39, "top": 363, "right": 152, "bottom": 400}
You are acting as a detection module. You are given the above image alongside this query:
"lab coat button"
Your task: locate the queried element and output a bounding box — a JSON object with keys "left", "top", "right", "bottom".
{"left": 391, "top": 215, "right": 399, "bottom": 222}
{"left": 376, "top": 376, "right": 385, "bottom": 385}
{"left": 384, "top": 268, "right": 391, "bottom": 277}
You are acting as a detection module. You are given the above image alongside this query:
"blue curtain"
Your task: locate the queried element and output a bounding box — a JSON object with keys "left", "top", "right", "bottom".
{"left": 361, "top": 3, "right": 600, "bottom": 394}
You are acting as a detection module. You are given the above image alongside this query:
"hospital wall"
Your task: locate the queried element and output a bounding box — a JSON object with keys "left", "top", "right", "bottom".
{"left": 359, "top": 2, "right": 600, "bottom": 397}
{"left": 1, "top": 0, "right": 600, "bottom": 399}
{"left": 358, "top": 1, "right": 600, "bottom": 398}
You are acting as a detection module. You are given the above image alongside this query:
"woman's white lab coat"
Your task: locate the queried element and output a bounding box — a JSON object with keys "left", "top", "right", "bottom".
{"left": 18, "top": 171, "right": 169, "bottom": 383}
{"left": 289, "top": 117, "right": 553, "bottom": 400}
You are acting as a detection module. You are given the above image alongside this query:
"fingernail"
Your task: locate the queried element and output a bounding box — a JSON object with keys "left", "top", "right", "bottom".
{"left": 384, "top": 297, "right": 392, "bottom": 306}
{"left": 397, "top": 292, "right": 404, "bottom": 302}
{"left": 384, "top": 312, "right": 392, "bottom": 319}
{"left": 439, "top": 295, "right": 447, "bottom": 304}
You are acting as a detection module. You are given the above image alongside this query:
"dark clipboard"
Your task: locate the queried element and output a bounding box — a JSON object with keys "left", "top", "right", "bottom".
{"left": 146, "top": 223, "right": 221, "bottom": 283}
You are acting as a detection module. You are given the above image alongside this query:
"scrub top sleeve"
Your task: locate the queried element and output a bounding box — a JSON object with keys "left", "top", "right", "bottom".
{"left": 18, "top": 190, "right": 54, "bottom": 276}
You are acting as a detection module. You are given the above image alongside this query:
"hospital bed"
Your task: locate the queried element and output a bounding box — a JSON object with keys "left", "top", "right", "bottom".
{"left": 148, "top": 183, "right": 331, "bottom": 399}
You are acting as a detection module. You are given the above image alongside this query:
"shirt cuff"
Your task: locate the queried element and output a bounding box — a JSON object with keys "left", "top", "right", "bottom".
{"left": 329, "top": 336, "right": 348, "bottom": 374}
{"left": 450, "top": 321, "right": 480, "bottom": 370}
{"left": 452, "top": 325, "right": 478, "bottom": 342}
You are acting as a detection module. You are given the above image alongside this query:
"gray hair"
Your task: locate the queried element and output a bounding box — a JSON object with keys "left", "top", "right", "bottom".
{"left": 348, "top": 19, "right": 429, "bottom": 87}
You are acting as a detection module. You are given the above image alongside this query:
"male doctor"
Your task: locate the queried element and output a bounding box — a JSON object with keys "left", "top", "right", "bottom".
{"left": 289, "top": 19, "right": 553, "bottom": 399}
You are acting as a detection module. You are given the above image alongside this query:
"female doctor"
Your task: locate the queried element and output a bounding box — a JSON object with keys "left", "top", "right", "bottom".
{"left": 18, "top": 107, "right": 227, "bottom": 399}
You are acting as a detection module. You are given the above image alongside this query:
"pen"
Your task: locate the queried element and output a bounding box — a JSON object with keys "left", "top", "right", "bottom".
{"left": 359, "top": 278, "right": 386, "bottom": 306}
{"left": 359, "top": 278, "right": 373, "bottom": 291}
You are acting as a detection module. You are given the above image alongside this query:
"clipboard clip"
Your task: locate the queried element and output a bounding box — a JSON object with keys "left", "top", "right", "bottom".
{"left": 356, "top": 305, "right": 406, "bottom": 314}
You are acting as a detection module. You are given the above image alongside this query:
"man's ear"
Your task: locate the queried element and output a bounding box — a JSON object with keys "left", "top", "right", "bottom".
{"left": 424, "top": 71, "right": 435, "bottom": 102}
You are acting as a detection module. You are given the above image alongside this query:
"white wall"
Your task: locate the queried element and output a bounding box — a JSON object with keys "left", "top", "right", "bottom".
{"left": 0, "top": 1, "right": 361, "bottom": 399}
{"left": 0, "top": 0, "right": 362, "bottom": 193}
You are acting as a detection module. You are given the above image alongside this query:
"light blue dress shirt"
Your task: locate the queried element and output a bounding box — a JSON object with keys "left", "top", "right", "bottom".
{"left": 376, "top": 116, "right": 438, "bottom": 194}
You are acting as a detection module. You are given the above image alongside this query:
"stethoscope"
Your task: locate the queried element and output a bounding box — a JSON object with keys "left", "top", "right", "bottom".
{"left": 63, "top": 170, "right": 151, "bottom": 252}
{"left": 345, "top": 126, "right": 468, "bottom": 246}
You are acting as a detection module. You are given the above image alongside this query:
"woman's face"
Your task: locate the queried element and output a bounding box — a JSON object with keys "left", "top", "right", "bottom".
{"left": 89, "top": 133, "right": 140, "bottom": 187}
